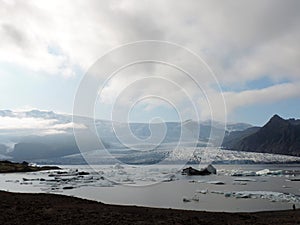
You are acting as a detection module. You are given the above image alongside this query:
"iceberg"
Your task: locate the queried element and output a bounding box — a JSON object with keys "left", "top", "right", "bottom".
{"left": 182, "top": 164, "right": 217, "bottom": 176}
{"left": 230, "top": 169, "right": 283, "bottom": 177}
{"left": 256, "top": 169, "right": 282, "bottom": 176}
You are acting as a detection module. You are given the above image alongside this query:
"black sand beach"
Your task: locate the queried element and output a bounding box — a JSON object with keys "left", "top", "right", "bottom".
{"left": 0, "top": 191, "right": 299, "bottom": 225}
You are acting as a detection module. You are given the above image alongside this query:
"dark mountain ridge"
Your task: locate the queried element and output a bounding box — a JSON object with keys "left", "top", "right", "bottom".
{"left": 223, "top": 115, "right": 300, "bottom": 156}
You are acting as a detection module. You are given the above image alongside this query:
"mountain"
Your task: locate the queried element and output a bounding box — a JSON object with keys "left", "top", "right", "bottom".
{"left": 1, "top": 110, "right": 299, "bottom": 164}
{"left": 223, "top": 115, "right": 300, "bottom": 156}
{"left": 222, "top": 126, "right": 261, "bottom": 148}
{"left": 0, "top": 109, "right": 251, "bottom": 162}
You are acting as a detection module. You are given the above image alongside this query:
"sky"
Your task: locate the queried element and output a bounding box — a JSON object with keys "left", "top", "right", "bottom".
{"left": 0, "top": 0, "right": 300, "bottom": 126}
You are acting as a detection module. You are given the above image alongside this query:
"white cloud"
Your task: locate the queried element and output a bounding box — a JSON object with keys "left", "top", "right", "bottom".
{"left": 0, "top": 113, "right": 86, "bottom": 135}
{"left": 0, "top": 117, "right": 56, "bottom": 130}
{"left": 51, "top": 122, "right": 86, "bottom": 130}
{"left": 224, "top": 82, "right": 300, "bottom": 114}
{"left": 0, "top": 0, "right": 299, "bottom": 120}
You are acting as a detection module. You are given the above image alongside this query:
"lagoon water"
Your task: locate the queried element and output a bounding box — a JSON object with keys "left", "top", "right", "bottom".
{"left": 1, "top": 164, "right": 300, "bottom": 212}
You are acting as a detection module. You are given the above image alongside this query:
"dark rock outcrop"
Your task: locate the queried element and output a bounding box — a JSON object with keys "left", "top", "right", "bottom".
{"left": 0, "top": 160, "right": 60, "bottom": 173}
{"left": 223, "top": 115, "right": 300, "bottom": 156}
{"left": 182, "top": 164, "right": 217, "bottom": 176}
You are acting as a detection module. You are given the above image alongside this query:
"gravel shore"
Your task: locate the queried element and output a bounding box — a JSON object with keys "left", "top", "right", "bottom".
{"left": 0, "top": 191, "right": 299, "bottom": 225}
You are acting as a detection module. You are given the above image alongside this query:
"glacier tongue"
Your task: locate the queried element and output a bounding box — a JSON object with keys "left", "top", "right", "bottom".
{"left": 164, "top": 147, "right": 300, "bottom": 164}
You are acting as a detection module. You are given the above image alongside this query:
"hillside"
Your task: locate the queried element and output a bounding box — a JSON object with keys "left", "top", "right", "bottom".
{"left": 223, "top": 115, "right": 300, "bottom": 156}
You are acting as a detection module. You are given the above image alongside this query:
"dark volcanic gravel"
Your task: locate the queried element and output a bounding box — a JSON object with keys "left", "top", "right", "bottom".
{"left": 0, "top": 191, "right": 299, "bottom": 225}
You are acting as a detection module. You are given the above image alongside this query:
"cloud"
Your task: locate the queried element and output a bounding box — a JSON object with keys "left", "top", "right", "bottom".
{"left": 0, "top": 117, "right": 56, "bottom": 130}
{"left": 0, "top": 0, "right": 298, "bottom": 79}
{"left": 0, "top": 0, "right": 299, "bottom": 121}
{"left": 1, "top": 24, "right": 28, "bottom": 48}
{"left": 224, "top": 82, "right": 300, "bottom": 114}
{"left": 0, "top": 112, "right": 86, "bottom": 135}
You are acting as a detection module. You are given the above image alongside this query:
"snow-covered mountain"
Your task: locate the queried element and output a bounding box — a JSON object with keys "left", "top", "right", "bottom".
{"left": 0, "top": 109, "right": 253, "bottom": 163}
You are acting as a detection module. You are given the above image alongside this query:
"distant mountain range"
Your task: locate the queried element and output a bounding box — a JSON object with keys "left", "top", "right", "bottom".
{"left": 0, "top": 109, "right": 250, "bottom": 162}
{"left": 222, "top": 115, "right": 300, "bottom": 157}
{"left": 0, "top": 109, "right": 299, "bottom": 163}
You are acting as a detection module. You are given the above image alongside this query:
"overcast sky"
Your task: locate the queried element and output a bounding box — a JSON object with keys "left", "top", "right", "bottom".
{"left": 0, "top": 0, "right": 299, "bottom": 125}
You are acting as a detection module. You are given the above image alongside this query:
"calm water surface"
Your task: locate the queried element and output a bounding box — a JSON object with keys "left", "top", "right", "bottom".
{"left": 1, "top": 164, "right": 299, "bottom": 212}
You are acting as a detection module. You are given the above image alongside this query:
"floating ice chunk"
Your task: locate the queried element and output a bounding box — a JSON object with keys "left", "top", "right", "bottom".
{"left": 120, "top": 177, "right": 134, "bottom": 183}
{"left": 211, "top": 190, "right": 300, "bottom": 203}
{"left": 234, "top": 178, "right": 257, "bottom": 182}
{"left": 5, "top": 180, "right": 19, "bottom": 183}
{"left": 231, "top": 170, "right": 256, "bottom": 177}
{"left": 235, "top": 193, "right": 251, "bottom": 198}
{"left": 189, "top": 179, "right": 207, "bottom": 183}
{"left": 256, "top": 169, "right": 270, "bottom": 175}
{"left": 183, "top": 194, "right": 200, "bottom": 202}
{"left": 182, "top": 164, "right": 217, "bottom": 176}
{"left": 288, "top": 178, "right": 300, "bottom": 181}
{"left": 23, "top": 178, "right": 40, "bottom": 181}
{"left": 256, "top": 169, "right": 282, "bottom": 176}
{"left": 183, "top": 197, "right": 191, "bottom": 202}
{"left": 191, "top": 194, "right": 200, "bottom": 202}
{"left": 113, "top": 163, "right": 124, "bottom": 170}
{"left": 210, "top": 190, "right": 224, "bottom": 195}
{"left": 95, "top": 180, "right": 114, "bottom": 187}
{"left": 163, "top": 174, "right": 178, "bottom": 182}
{"left": 63, "top": 186, "right": 74, "bottom": 190}
{"left": 207, "top": 181, "right": 225, "bottom": 185}
{"left": 206, "top": 164, "right": 217, "bottom": 174}
{"left": 232, "top": 181, "right": 247, "bottom": 185}
{"left": 116, "top": 170, "right": 127, "bottom": 175}
{"left": 20, "top": 182, "right": 33, "bottom": 185}
{"left": 230, "top": 169, "right": 283, "bottom": 177}
{"left": 196, "top": 189, "right": 208, "bottom": 194}
{"left": 224, "top": 192, "right": 232, "bottom": 197}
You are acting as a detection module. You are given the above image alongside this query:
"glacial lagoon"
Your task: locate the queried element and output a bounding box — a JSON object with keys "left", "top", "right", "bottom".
{"left": 1, "top": 164, "right": 300, "bottom": 212}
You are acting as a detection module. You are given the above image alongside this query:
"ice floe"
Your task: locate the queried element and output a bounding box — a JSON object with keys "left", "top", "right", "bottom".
{"left": 233, "top": 178, "right": 257, "bottom": 182}
{"left": 188, "top": 179, "right": 225, "bottom": 185}
{"left": 256, "top": 169, "right": 282, "bottom": 176}
{"left": 212, "top": 190, "right": 300, "bottom": 203}
{"left": 206, "top": 181, "right": 225, "bottom": 185}
{"left": 195, "top": 189, "right": 208, "bottom": 194}
{"left": 229, "top": 169, "right": 283, "bottom": 177}
{"left": 288, "top": 178, "right": 300, "bottom": 181}
{"left": 13, "top": 169, "right": 116, "bottom": 191}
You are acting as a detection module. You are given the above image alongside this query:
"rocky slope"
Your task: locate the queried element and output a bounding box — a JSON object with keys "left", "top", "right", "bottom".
{"left": 0, "top": 160, "right": 60, "bottom": 173}
{"left": 223, "top": 115, "right": 300, "bottom": 156}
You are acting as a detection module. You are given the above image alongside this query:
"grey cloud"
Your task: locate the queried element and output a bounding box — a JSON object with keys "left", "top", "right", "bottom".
{"left": 0, "top": 0, "right": 299, "bottom": 119}
{"left": 1, "top": 24, "right": 28, "bottom": 48}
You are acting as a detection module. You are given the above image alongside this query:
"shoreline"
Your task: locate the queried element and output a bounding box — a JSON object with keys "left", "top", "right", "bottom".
{"left": 0, "top": 160, "right": 60, "bottom": 173}
{"left": 0, "top": 191, "right": 299, "bottom": 225}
